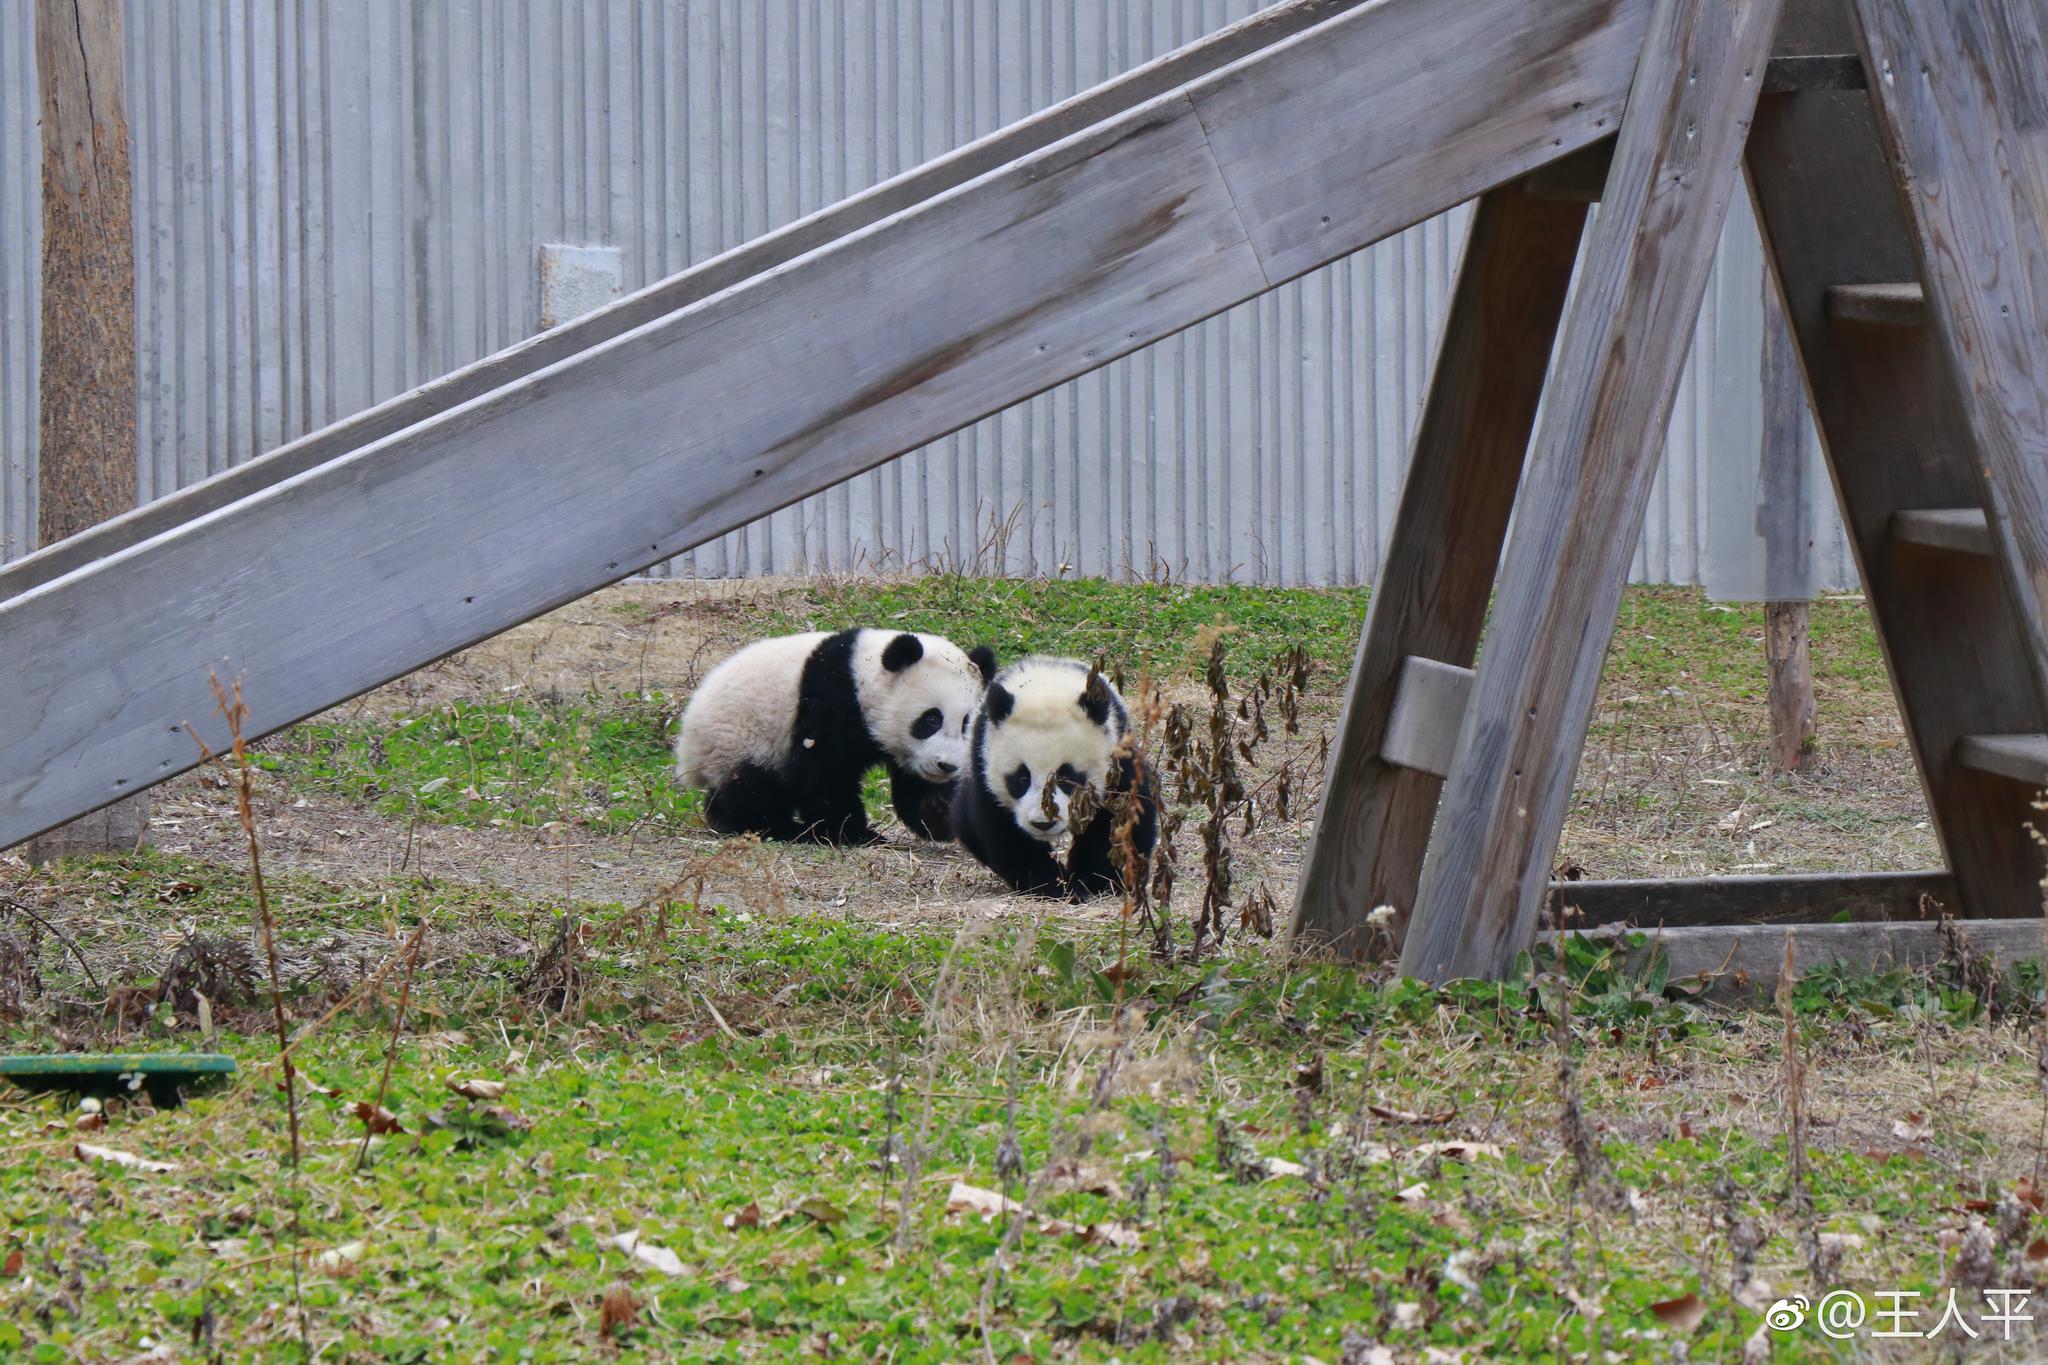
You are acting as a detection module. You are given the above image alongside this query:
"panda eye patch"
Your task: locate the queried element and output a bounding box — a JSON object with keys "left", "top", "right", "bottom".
{"left": 910, "top": 708, "right": 944, "bottom": 740}
{"left": 1053, "top": 764, "right": 1085, "bottom": 793}
{"left": 1005, "top": 765, "right": 1031, "bottom": 800}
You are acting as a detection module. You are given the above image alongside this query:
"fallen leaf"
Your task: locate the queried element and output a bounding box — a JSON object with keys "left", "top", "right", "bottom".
{"left": 2019, "top": 1177, "right": 2047, "bottom": 1213}
{"left": 1393, "top": 1302, "right": 1424, "bottom": 1329}
{"left": 1260, "top": 1156, "right": 1309, "bottom": 1179}
{"left": 353, "top": 1102, "right": 405, "bottom": 1136}
{"left": 1045, "top": 1159, "right": 1124, "bottom": 1197}
{"left": 791, "top": 1195, "right": 845, "bottom": 1226}
{"left": 1369, "top": 1103, "right": 1456, "bottom": 1126}
{"left": 723, "top": 1201, "right": 763, "bottom": 1231}
{"left": 1565, "top": 1288, "right": 1603, "bottom": 1321}
{"left": 2, "top": 1249, "right": 20, "bottom": 1277}
{"left": 1412, "top": 1141, "right": 1503, "bottom": 1163}
{"left": 1891, "top": 1113, "right": 1932, "bottom": 1142}
{"left": 1649, "top": 1292, "right": 1707, "bottom": 1334}
{"left": 482, "top": 1105, "right": 533, "bottom": 1132}
{"left": 74, "top": 1111, "right": 106, "bottom": 1133}
{"left": 449, "top": 1077, "right": 507, "bottom": 1101}
{"left": 599, "top": 1284, "right": 640, "bottom": 1341}
{"left": 312, "top": 1240, "right": 366, "bottom": 1275}
{"left": 75, "top": 1143, "right": 176, "bottom": 1173}
{"left": 2026, "top": 1237, "right": 2048, "bottom": 1275}
{"left": 610, "top": 1230, "right": 685, "bottom": 1277}
{"left": 716, "top": 1274, "right": 749, "bottom": 1293}
{"left": 1395, "top": 1182, "right": 1430, "bottom": 1204}
{"left": 944, "top": 1183, "right": 1140, "bottom": 1248}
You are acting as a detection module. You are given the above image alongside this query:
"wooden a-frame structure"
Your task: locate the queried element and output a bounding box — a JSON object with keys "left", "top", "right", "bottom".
{"left": 4, "top": 0, "right": 2047, "bottom": 988}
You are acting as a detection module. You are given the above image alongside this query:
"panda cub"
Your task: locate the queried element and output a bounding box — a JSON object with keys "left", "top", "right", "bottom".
{"left": 953, "top": 656, "right": 1159, "bottom": 900}
{"left": 677, "top": 629, "right": 996, "bottom": 845}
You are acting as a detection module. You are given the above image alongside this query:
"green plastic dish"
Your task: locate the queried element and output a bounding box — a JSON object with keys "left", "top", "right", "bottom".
{"left": 0, "top": 1053, "right": 237, "bottom": 1108}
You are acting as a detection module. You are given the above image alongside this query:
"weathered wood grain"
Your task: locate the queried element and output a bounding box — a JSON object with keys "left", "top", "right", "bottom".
{"left": 1955, "top": 734, "right": 2048, "bottom": 788}
{"left": 1850, "top": 0, "right": 2048, "bottom": 707}
{"left": 1398, "top": 0, "right": 1785, "bottom": 982}
{"left": 1825, "top": 281, "right": 1926, "bottom": 326}
{"left": 1891, "top": 508, "right": 1992, "bottom": 556}
{"left": 0, "top": 0, "right": 1653, "bottom": 849}
{"left": 32, "top": 0, "right": 149, "bottom": 861}
{"left": 1288, "top": 189, "right": 1589, "bottom": 958}
{"left": 1188, "top": 0, "right": 1645, "bottom": 283}
{"left": 0, "top": 0, "right": 1383, "bottom": 601}
{"left": 1759, "top": 278, "right": 1816, "bottom": 773}
{"left": 1379, "top": 658, "right": 1476, "bottom": 780}
{"left": 1746, "top": 0, "right": 2048, "bottom": 920}
{"left": 1571, "top": 916, "right": 2044, "bottom": 1003}
{"left": 1552, "top": 869, "right": 1955, "bottom": 929}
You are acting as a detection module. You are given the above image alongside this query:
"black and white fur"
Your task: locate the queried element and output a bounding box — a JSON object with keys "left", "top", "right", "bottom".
{"left": 952, "top": 656, "right": 1158, "bottom": 900}
{"left": 677, "top": 629, "right": 996, "bottom": 844}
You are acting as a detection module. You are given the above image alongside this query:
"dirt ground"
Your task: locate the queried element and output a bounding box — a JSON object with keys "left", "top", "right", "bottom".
{"left": 134, "top": 578, "right": 1940, "bottom": 940}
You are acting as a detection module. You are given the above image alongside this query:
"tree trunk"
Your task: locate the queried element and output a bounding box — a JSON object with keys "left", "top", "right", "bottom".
{"left": 1759, "top": 276, "right": 1817, "bottom": 774}
{"left": 26, "top": 0, "right": 148, "bottom": 862}
{"left": 1765, "top": 599, "right": 1817, "bottom": 773}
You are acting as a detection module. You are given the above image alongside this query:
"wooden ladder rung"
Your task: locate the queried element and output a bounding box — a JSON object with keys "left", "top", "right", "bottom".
{"left": 1955, "top": 734, "right": 2048, "bottom": 786}
{"left": 1380, "top": 657, "right": 1475, "bottom": 778}
{"left": 1826, "top": 282, "right": 1926, "bottom": 326}
{"left": 1891, "top": 507, "right": 1992, "bottom": 555}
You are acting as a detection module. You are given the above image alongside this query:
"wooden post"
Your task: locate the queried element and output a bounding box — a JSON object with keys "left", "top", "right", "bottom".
{"left": 1758, "top": 284, "right": 1817, "bottom": 772}
{"left": 1289, "top": 187, "right": 1589, "bottom": 957}
{"left": 1848, "top": 0, "right": 2048, "bottom": 703}
{"left": 1398, "top": 0, "right": 1786, "bottom": 982}
{"left": 1746, "top": 0, "right": 2048, "bottom": 919}
{"left": 25, "top": 0, "right": 147, "bottom": 862}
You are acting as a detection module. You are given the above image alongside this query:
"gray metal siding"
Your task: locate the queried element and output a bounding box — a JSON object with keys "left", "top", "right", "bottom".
{"left": 0, "top": 0, "right": 1858, "bottom": 589}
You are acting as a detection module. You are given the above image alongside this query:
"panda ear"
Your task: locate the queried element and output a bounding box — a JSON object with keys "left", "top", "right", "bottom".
{"left": 881, "top": 633, "right": 924, "bottom": 673}
{"left": 968, "top": 645, "right": 998, "bottom": 684}
{"left": 1079, "top": 668, "right": 1112, "bottom": 727}
{"left": 985, "top": 683, "right": 1014, "bottom": 725}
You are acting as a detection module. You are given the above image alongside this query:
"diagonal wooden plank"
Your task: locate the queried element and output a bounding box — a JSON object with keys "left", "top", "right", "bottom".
{"left": 1745, "top": 0, "right": 2048, "bottom": 920}
{"left": 1288, "top": 187, "right": 1589, "bottom": 959}
{"left": 1849, "top": 0, "right": 2048, "bottom": 699}
{"left": 1398, "top": 0, "right": 1785, "bottom": 981}
{"left": 0, "top": 0, "right": 1652, "bottom": 850}
{"left": 0, "top": 0, "right": 1385, "bottom": 602}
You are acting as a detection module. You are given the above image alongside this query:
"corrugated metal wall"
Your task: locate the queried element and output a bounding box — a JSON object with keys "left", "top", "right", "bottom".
{"left": 0, "top": 0, "right": 1858, "bottom": 588}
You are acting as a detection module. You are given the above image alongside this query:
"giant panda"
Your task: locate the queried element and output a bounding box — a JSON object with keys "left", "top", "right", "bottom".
{"left": 677, "top": 629, "right": 996, "bottom": 845}
{"left": 952, "top": 656, "right": 1159, "bottom": 900}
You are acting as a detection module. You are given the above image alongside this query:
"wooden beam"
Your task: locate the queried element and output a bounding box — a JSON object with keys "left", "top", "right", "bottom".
{"left": 1760, "top": 53, "right": 1866, "bottom": 93}
{"left": 1398, "top": 0, "right": 1786, "bottom": 982}
{"left": 1955, "top": 734, "right": 2048, "bottom": 788}
{"left": 1380, "top": 658, "right": 1476, "bottom": 778}
{"left": 1825, "top": 281, "right": 1926, "bottom": 326}
{"left": 0, "top": 0, "right": 1389, "bottom": 602}
{"left": 1745, "top": 0, "right": 2048, "bottom": 920}
{"left": 1288, "top": 188, "right": 1589, "bottom": 958}
{"left": 1891, "top": 508, "right": 1992, "bottom": 556}
{"left": 0, "top": 0, "right": 1653, "bottom": 850}
{"left": 1759, "top": 279, "right": 1817, "bottom": 773}
{"left": 30, "top": 0, "right": 148, "bottom": 863}
{"left": 1569, "top": 916, "right": 2044, "bottom": 1003}
{"left": 1849, "top": 0, "right": 2048, "bottom": 706}
{"left": 1550, "top": 869, "right": 1955, "bottom": 929}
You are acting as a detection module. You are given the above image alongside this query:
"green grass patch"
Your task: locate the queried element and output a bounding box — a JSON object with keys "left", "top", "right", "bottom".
{"left": 253, "top": 696, "right": 699, "bottom": 834}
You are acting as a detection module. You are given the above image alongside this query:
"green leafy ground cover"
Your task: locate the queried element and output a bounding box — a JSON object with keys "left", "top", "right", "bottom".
{"left": 2, "top": 580, "right": 2032, "bottom": 1361}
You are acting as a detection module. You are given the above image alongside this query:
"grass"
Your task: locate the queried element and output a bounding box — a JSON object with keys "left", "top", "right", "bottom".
{"left": 3, "top": 852, "right": 2043, "bottom": 1362}
{"left": 251, "top": 695, "right": 700, "bottom": 835}
{"left": 0, "top": 577, "right": 2011, "bottom": 1361}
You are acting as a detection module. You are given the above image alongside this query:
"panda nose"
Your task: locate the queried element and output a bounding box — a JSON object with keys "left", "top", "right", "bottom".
{"left": 936, "top": 761, "right": 958, "bottom": 776}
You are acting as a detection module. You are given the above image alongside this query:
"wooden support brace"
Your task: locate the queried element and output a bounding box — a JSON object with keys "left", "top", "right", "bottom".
{"left": 1398, "top": 0, "right": 1785, "bottom": 981}
{"left": 1891, "top": 509, "right": 1992, "bottom": 556}
{"left": 1746, "top": 0, "right": 2048, "bottom": 920}
{"left": 1552, "top": 868, "right": 1955, "bottom": 929}
{"left": 1380, "top": 658, "right": 1475, "bottom": 779}
{"left": 1288, "top": 187, "right": 1589, "bottom": 958}
{"left": 1849, "top": 0, "right": 2048, "bottom": 704}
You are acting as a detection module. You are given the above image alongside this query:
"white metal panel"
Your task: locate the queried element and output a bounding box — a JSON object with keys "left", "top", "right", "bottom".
{"left": 0, "top": 0, "right": 1861, "bottom": 591}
